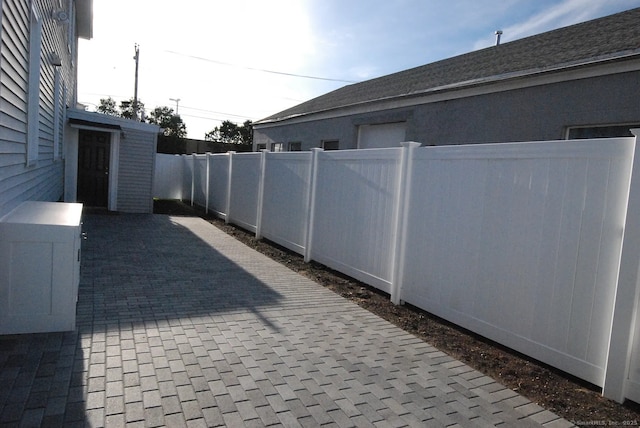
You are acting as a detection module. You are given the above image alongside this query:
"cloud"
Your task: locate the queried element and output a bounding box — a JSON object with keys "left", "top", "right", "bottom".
{"left": 472, "top": 0, "right": 637, "bottom": 50}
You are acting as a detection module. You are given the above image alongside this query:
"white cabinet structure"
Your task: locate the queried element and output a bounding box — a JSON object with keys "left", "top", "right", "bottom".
{"left": 0, "top": 202, "right": 82, "bottom": 334}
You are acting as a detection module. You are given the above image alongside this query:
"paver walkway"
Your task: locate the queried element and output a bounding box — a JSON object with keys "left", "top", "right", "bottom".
{"left": 0, "top": 213, "right": 575, "bottom": 427}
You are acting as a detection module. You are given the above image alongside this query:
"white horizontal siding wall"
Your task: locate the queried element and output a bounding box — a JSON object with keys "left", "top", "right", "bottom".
{"left": 309, "top": 148, "right": 402, "bottom": 292}
{"left": 207, "top": 153, "right": 230, "bottom": 218}
{"left": 154, "top": 154, "right": 183, "bottom": 199}
{"left": 259, "top": 152, "right": 312, "bottom": 254}
{"left": 0, "top": 0, "right": 74, "bottom": 217}
{"left": 228, "top": 152, "right": 261, "bottom": 232}
{"left": 117, "top": 129, "right": 157, "bottom": 213}
{"left": 398, "top": 139, "right": 635, "bottom": 387}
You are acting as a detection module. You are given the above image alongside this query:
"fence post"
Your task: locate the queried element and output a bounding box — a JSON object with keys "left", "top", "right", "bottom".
{"left": 189, "top": 153, "right": 196, "bottom": 206}
{"left": 603, "top": 130, "right": 640, "bottom": 402}
{"left": 181, "top": 154, "right": 188, "bottom": 202}
{"left": 205, "top": 152, "right": 211, "bottom": 214}
{"left": 226, "top": 152, "right": 235, "bottom": 224}
{"left": 304, "top": 148, "right": 323, "bottom": 263}
{"left": 256, "top": 150, "right": 268, "bottom": 239}
{"left": 176, "top": 154, "right": 183, "bottom": 201}
{"left": 390, "top": 142, "right": 420, "bottom": 305}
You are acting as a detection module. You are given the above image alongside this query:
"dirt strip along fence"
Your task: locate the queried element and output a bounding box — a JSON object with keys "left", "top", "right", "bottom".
{"left": 154, "top": 132, "right": 640, "bottom": 403}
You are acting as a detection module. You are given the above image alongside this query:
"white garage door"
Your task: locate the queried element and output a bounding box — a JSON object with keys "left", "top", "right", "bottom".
{"left": 357, "top": 122, "right": 407, "bottom": 149}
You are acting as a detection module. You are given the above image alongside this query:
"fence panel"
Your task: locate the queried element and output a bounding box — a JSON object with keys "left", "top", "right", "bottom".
{"left": 182, "top": 155, "right": 194, "bottom": 203}
{"left": 310, "top": 148, "right": 402, "bottom": 292}
{"left": 398, "top": 139, "right": 635, "bottom": 387}
{"left": 612, "top": 130, "right": 640, "bottom": 402}
{"left": 260, "top": 152, "right": 312, "bottom": 255}
{"left": 228, "top": 152, "right": 262, "bottom": 232}
{"left": 207, "top": 153, "right": 230, "bottom": 217}
{"left": 154, "top": 154, "right": 184, "bottom": 199}
{"left": 192, "top": 155, "right": 208, "bottom": 209}
{"left": 169, "top": 137, "right": 640, "bottom": 401}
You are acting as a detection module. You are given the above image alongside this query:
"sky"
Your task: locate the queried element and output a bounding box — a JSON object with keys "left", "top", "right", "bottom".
{"left": 77, "top": 0, "right": 640, "bottom": 139}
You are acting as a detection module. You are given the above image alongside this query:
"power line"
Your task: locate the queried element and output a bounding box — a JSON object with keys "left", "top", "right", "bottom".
{"left": 164, "top": 50, "right": 359, "bottom": 84}
{"left": 79, "top": 94, "right": 257, "bottom": 121}
{"left": 179, "top": 113, "right": 253, "bottom": 124}
{"left": 80, "top": 92, "right": 131, "bottom": 100}
{"left": 179, "top": 105, "right": 255, "bottom": 120}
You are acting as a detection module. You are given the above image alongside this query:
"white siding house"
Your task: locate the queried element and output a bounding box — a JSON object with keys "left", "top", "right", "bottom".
{"left": 0, "top": 0, "right": 92, "bottom": 217}
{"left": 0, "top": 0, "right": 160, "bottom": 217}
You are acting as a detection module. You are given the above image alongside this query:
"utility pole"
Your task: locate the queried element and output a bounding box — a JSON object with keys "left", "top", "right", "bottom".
{"left": 133, "top": 44, "right": 140, "bottom": 121}
{"left": 169, "top": 98, "right": 181, "bottom": 115}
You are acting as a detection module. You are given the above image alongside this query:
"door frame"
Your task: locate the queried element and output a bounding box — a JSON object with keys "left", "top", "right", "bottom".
{"left": 67, "top": 124, "right": 120, "bottom": 211}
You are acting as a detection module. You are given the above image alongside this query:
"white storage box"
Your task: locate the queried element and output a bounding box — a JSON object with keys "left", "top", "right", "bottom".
{"left": 0, "top": 201, "right": 83, "bottom": 334}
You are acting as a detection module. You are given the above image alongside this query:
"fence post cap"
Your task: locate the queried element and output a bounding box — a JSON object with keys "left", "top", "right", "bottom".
{"left": 400, "top": 141, "right": 421, "bottom": 148}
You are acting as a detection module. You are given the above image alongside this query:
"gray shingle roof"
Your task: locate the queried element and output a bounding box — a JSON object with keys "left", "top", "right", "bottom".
{"left": 257, "top": 7, "right": 640, "bottom": 124}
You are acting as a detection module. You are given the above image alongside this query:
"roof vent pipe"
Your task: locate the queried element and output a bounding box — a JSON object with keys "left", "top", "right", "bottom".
{"left": 495, "top": 30, "right": 503, "bottom": 46}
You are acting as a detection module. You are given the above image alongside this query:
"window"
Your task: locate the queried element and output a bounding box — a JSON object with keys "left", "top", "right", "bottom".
{"left": 288, "top": 142, "right": 302, "bottom": 151}
{"left": 322, "top": 140, "right": 339, "bottom": 150}
{"left": 566, "top": 124, "right": 640, "bottom": 139}
{"left": 256, "top": 143, "right": 267, "bottom": 151}
{"left": 27, "top": 5, "right": 42, "bottom": 166}
{"left": 271, "top": 142, "right": 284, "bottom": 152}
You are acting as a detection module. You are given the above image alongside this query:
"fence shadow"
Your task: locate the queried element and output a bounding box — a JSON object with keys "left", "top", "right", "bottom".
{"left": 0, "top": 331, "right": 88, "bottom": 426}
{"left": 0, "top": 212, "right": 290, "bottom": 426}
{"left": 78, "top": 213, "right": 285, "bottom": 330}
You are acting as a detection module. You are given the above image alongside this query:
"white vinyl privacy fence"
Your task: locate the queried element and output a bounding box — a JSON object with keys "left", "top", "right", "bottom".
{"left": 154, "top": 154, "right": 183, "bottom": 200}
{"left": 154, "top": 133, "right": 640, "bottom": 403}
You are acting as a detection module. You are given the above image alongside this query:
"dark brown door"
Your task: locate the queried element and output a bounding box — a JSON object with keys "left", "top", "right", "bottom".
{"left": 77, "top": 130, "right": 110, "bottom": 207}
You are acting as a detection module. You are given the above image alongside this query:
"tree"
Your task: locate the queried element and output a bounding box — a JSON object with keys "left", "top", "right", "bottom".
{"left": 205, "top": 120, "right": 253, "bottom": 144}
{"left": 95, "top": 96, "right": 145, "bottom": 121}
{"left": 148, "top": 106, "right": 187, "bottom": 138}
{"left": 239, "top": 120, "right": 253, "bottom": 145}
{"left": 119, "top": 98, "right": 145, "bottom": 121}
{"left": 96, "top": 97, "right": 119, "bottom": 116}
{"left": 204, "top": 129, "right": 220, "bottom": 143}
{"left": 95, "top": 98, "right": 187, "bottom": 138}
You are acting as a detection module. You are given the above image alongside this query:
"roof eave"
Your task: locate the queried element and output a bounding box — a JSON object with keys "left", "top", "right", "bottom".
{"left": 253, "top": 51, "right": 640, "bottom": 128}
{"left": 76, "top": 0, "right": 93, "bottom": 40}
{"left": 67, "top": 108, "right": 162, "bottom": 133}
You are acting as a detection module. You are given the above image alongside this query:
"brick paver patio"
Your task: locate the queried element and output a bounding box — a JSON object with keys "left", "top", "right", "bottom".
{"left": 0, "top": 213, "right": 574, "bottom": 427}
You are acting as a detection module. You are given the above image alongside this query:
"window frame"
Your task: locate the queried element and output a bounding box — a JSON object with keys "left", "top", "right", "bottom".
{"left": 288, "top": 142, "right": 302, "bottom": 151}
{"left": 565, "top": 123, "right": 640, "bottom": 139}
{"left": 321, "top": 140, "right": 339, "bottom": 150}
{"left": 271, "top": 142, "right": 284, "bottom": 152}
{"left": 53, "top": 69, "right": 67, "bottom": 160}
{"left": 26, "top": 5, "right": 43, "bottom": 166}
{"left": 67, "top": 0, "right": 76, "bottom": 60}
